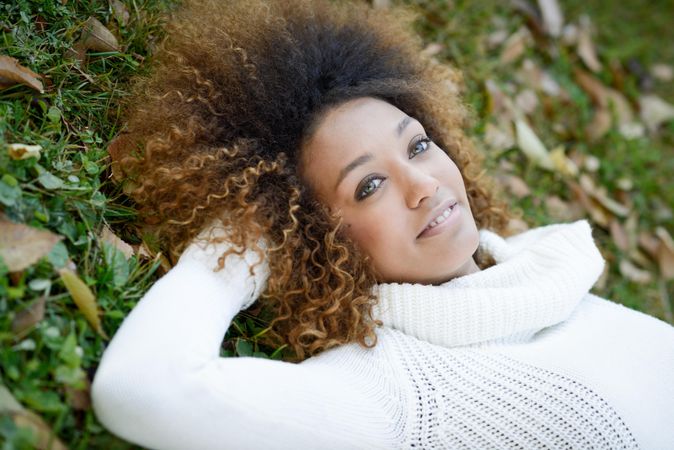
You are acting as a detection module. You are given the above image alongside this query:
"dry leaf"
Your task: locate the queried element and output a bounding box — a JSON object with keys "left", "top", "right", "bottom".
{"left": 487, "top": 29, "right": 509, "bottom": 49}
{"left": 544, "top": 195, "right": 583, "bottom": 222}
{"left": 583, "top": 154, "right": 600, "bottom": 172}
{"left": 579, "top": 173, "right": 630, "bottom": 217}
{"left": 59, "top": 268, "right": 107, "bottom": 338}
{"left": 100, "top": 226, "right": 134, "bottom": 259}
{"left": 483, "top": 121, "right": 515, "bottom": 151}
{"left": 515, "top": 89, "right": 539, "bottom": 114}
{"left": 610, "top": 220, "right": 630, "bottom": 252}
{"left": 639, "top": 95, "right": 674, "bottom": 132}
{"left": 7, "top": 143, "right": 42, "bottom": 160}
{"left": 568, "top": 180, "right": 611, "bottom": 227}
{"left": 605, "top": 90, "right": 634, "bottom": 126}
{"left": 574, "top": 68, "right": 633, "bottom": 126}
{"left": 65, "top": 378, "right": 91, "bottom": 411}
{"left": 619, "top": 259, "right": 652, "bottom": 284}
{"left": 506, "top": 217, "right": 530, "bottom": 235}
{"left": 586, "top": 107, "right": 611, "bottom": 141}
{"left": 0, "top": 220, "right": 63, "bottom": 272}
{"left": 515, "top": 119, "right": 554, "bottom": 170}
{"left": 549, "top": 145, "right": 578, "bottom": 177}
{"left": 537, "top": 0, "right": 564, "bottom": 37}
{"left": 561, "top": 23, "right": 578, "bottom": 46}
{"left": 500, "top": 27, "right": 531, "bottom": 65}
{"left": 12, "top": 297, "right": 46, "bottom": 335}
{"left": 0, "top": 385, "right": 68, "bottom": 450}
{"left": 650, "top": 64, "right": 673, "bottom": 82}
{"left": 0, "top": 55, "right": 44, "bottom": 93}
{"left": 514, "top": 58, "right": 566, "bottom": 97}
{"left": 618, "top": 122, "right": 645, "bottom": 139}
{"left": 497, "top": 173, "right": 530, "bottom": 198}
{"left": 576, "top": 16, "right": 602, "bottom": 72}
{"left": 574, "top": 67, "right": 606, "bottom": 105}
{"left": 638, "top": 231, "right": 660, "bottom": 259}
{"left": 655, "top": 227, "right": 674, "bottom": 280}
{"left": 79, "top": 17, "right": 119, "bottom": 53}
{"left": 110, "top": 0, "right": 130, "bottom": 26}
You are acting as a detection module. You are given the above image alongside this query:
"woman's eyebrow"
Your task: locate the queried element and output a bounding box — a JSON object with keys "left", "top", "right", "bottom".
{"left": 334, "top": 153, "right": 374, "bottom": 191}
{"left": 333, "top": 115, "right": 413, "bottom": 191}
{"left": 397, "top": 115, "right": 412, "bottom": 136}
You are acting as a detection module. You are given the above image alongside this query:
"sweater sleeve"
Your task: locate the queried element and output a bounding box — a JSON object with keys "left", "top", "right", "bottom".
{"left": 91, "top": 254, "right": 390, "bottom": 449}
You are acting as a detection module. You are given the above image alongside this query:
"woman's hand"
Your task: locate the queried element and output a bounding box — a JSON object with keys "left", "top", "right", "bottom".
{"left": 178, "top": 220, "right": 270, "bottom": 310}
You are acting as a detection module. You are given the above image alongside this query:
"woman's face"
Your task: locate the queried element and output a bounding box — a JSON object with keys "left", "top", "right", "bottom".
{"left": 300, "top": 97, "right": 480, "bottom": 284}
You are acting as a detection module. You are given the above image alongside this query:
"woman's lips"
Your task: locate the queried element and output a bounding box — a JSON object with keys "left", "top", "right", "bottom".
{"left": 417, "top": 201, "right": 459, "bottom": 239}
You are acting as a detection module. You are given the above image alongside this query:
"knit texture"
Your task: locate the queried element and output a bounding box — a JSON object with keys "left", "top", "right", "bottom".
{"left": 92, "top": 220, "right": 674, "bottom": 449}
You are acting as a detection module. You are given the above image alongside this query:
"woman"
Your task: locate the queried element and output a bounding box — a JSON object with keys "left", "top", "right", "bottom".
{"left": 92, "top": 0, "right": 674, "bottom": 448}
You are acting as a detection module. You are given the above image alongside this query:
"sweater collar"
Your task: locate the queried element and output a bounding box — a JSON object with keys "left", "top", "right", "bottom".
{"left": 373, "top": 220, "right": 605, "bottom": 347}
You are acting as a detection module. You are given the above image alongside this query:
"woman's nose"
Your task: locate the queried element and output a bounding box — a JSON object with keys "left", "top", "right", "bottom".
{"left": 403, "top": 168, "right": 439, "bottom": 209}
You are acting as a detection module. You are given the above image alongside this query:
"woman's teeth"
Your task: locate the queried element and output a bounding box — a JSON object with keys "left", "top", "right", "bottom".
{"left": 425, "top": 206, "right": 453, "bottom": 231}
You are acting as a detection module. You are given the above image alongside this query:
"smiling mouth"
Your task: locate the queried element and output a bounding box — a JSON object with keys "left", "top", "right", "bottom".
{"left": 417, "top": 201, "right": 458, "bottom": 238}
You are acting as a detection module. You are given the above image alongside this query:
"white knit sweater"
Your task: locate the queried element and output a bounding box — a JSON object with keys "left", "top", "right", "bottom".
{"left": 91, "top": 220, "right": 674, "bottom": 449}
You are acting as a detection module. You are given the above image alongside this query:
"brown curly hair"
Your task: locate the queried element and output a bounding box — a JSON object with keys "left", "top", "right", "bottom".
{"left": 113, "top": 0, "right": 510, "bottom": 361}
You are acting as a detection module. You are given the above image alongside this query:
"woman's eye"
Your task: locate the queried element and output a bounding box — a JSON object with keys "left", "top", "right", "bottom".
{"left": 355, "top": 176, "right": 384, "bottom": 201}
{"left": 409, "top": 137, "right": 431, "bottom": 159}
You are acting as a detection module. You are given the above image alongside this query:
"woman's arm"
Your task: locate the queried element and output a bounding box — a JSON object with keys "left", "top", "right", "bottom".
{"left": 91, "top": 239, "right": 391, "bottom": 450}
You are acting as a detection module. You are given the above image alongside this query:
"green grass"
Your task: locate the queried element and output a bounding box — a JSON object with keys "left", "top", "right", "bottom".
{"left": 1, "top": 0, "right": 673, "bottom": 448}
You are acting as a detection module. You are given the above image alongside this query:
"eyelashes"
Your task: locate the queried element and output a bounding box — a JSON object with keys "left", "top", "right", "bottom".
{"left": 355, "top": 174, "right": 384, "bottom": 201}
{"left": 354, "top": 135, "right": 433, "bottom": 201}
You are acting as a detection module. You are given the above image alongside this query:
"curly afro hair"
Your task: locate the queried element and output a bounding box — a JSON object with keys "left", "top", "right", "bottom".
{"left": 114, "top": 0, "right": 510, "bottom": 361}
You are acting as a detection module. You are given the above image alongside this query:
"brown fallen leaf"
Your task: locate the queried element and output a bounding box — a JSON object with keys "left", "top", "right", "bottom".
{"left": 100, "top": 226, "right": 134, "bottom": 259}
{"left": 579, "top": 174, "right": 630, "bottom": 217}
{"left": 537, "top": 0, "right": 564, "bottom": 37}
{"left": 80, "top": 17, "right": 119, "bottom": 52}
{"left": 0, "top": 385, "right": 68, "bottom": 450}
{"left": 650, "top": 64, "right": 673, "bottom": 82}
{"left": 561, "top": 23, "right": 578, "bottom": 46}
{"left": 110, "top": 0, "right": 130, "bottom": 26}
{"left": 58, "top": 268, "right": 107, "bottom": 339}
{"left": 544, "top": 195, "right": 584, "bottom": 222}
{"left": 515, "top": 89, "right": 539, "bottom": 114}
{"left": 64, "top": 378, "right": 91, "bottom": 411}
{"left": 549, "top": 145, "right": 578, "bottom": 177}
{"left": 639, "top": 95, "right": 674, "bottom": 133}
{"left": 500, "top": 27, "right": 531, "bottom": 65}
{"left": 515, "top": 119, "right": 555, "bottom": 170}
{"left": 655, "top": 227, "right": 674, "bottom": 280}
{"left": 576, "top": 15, "right": 602, "bottom": 72}
{"left": 0, "top": 55, "right": 44, "bottom": 93}
{"left": 574, "top": 67, "right": 633, "bottom": 126}
{"left": 0, "top": 220, "right": 63, "bottom": 272}
{"left": 568, "top": 180, "right": 611, "bottom": 227}
{"left": 586, "top": 107, "right": 612, "bottom": 141}
{"left": 12, "top": 297, "right": 46, "bottom": 335}
{"left": 487, "top": 29, "right": 509, "bottom": 49}
{"left": 7, "top": 143, "right": 42, "bottom": 160}
{"left": 638, "top": 231, "right": 660, "bottom": 259}
{"left": 619, "top": 259, "right": 652, "bottom": 284}
{"left": 497, "top": 173, "right": 530, "bottom": 198}
{"left": 506, "top": 217, "right": 530, "bottom": 235}
{"left": 483, "top": 121, "right": 515, "bottom": 152}
{"left": 610, "top": 219, "right": 630, "bottom": 252}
